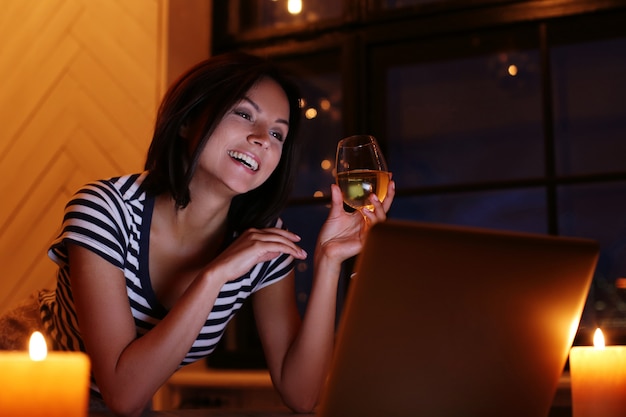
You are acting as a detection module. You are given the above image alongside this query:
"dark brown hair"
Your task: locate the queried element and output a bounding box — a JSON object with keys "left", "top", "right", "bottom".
{"left": 143, "top": 52, "right": 302, "bottom": 233}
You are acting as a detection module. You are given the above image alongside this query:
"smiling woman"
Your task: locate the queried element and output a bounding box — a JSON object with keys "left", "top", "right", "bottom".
{"left": 0, "top": 51, "right": 395, "bottom": 417}
{"left": 195, "top": 76, "right": 291, "bottom": 196}
{"left": 143, "top": 54, "right": 301, "bottom": 229}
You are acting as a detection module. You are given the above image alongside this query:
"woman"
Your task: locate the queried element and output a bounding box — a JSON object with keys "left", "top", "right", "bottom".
{"left": 6, "top": 52, "right": 395, "bottom": 416}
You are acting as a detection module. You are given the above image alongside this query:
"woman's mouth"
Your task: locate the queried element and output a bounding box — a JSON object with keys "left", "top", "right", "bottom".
{"left": 228, "top": 150, "right": 259, "bottom": 171}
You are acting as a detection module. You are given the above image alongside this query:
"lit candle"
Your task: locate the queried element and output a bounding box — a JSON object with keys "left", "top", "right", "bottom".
{"left": 0, "top": 331, "right": 91, "bottom": 417}
{"left": 569, "top": 328, "right": 626, "bottom": 417}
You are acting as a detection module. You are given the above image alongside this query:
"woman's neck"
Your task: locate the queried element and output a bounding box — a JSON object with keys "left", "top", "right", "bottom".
{"left": 154, "top": 192, "right": 230, "bottom": 247}
{"left": 149, "top": 193, "right": 231, "bottom": 310}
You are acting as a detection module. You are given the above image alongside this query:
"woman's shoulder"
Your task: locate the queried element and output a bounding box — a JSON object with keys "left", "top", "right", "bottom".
{"left": 73, "top": 172, "right": 148, "bottom": 204}
{"left": 64, "top": 172, "right": 152, "bottom": 227}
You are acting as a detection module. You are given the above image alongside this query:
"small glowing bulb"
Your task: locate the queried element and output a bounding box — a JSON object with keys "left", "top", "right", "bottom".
{"left": 288, "top": 0, "right": 302, "bottom": 14}
{"left": 305, "top": 108, "right": 318, "bottom": 119}
{"left": 29, "top": 331, "right": 47, "bottom": 361}
{"left": 320, "top": 159, "right": 332, "bottom": 170}
{"left": 508, "top": 64, "right": 518, "bottom": 76}
{"left": 593, "top": 328, "right": 605, "bottom": 349}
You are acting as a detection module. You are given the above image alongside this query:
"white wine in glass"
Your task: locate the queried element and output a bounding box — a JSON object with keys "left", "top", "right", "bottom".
{"left": 335, "top": 135, "right": 389, "bottom": 210}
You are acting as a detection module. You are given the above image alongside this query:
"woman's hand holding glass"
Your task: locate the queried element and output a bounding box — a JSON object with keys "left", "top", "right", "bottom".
{"left": 317, "top": 181, "right": 394, "bottom": 265}
{"left": 317, "top": 135, "right": 395, "bottom": 265}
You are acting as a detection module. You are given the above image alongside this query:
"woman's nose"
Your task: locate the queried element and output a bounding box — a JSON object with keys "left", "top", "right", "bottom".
{"left": 247, "top": 129, "right": 270, "bottom": 148}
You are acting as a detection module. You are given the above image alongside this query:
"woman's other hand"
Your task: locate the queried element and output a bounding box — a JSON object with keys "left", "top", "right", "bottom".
{"left": 316, "top": 177, "right": 395, "bottom": 265}
{"left": 205, "top": 227, "right": 307, "bottom": 284}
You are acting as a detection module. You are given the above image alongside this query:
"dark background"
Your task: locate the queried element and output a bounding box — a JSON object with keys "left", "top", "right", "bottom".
{"left": 208, "top": 0, "right": 626, "bottom": 367}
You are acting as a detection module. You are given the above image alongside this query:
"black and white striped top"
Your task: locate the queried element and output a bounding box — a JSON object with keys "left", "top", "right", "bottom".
{"left": 40, "top": 172, "right": 294, "bottom": 369}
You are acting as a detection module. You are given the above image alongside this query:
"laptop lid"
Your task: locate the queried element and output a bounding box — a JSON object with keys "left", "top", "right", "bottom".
{"left": 317, "top": 220, "right": 598, "bottom": 417}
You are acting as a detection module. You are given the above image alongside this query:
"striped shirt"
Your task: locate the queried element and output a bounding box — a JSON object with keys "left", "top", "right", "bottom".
{"left": 39, "top": 172, "right": 294, "bottom": 384}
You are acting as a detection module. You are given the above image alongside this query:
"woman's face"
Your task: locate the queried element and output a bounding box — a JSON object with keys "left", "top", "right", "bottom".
{"left": 194, "top": 77, "right": 290, "bottom": 196}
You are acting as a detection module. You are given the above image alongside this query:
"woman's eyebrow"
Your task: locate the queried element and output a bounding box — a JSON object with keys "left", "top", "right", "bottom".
{"left": 242, "top": 97, "right": 289, "bottom": 127}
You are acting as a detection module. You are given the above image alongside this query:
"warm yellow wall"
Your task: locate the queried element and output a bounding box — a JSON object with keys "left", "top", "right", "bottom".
{"left": 0, "top": 0, "right": 211, "bottom": 315}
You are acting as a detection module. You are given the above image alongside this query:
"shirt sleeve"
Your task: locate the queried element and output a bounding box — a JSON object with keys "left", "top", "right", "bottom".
{"left": 48, "top": 180, "right": 129, "bottom": 270}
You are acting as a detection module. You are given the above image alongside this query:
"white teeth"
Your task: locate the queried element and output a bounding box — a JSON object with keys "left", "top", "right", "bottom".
{"left": 228, "top": 150, "right": 259, "bottom": 171}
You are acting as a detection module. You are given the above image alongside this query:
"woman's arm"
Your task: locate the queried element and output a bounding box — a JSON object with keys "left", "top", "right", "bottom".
{"left": 254, "top": 180, "right": 396, "bottom": 413}
{"left": 252, "top": 264, "right": 338, "bottom": 413}
{"left": 68, "top": 244, "right": 225, "bottom": 417}
{"left": 68, "top": 227, "right": 307, "bottom": 417}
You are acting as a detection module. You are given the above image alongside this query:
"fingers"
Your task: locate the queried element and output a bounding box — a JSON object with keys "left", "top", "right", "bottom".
{"left": 242, "top": 228, "right": 307, "bottom": 260}
{"left": 328, "top": 184, "right": 347, "bottom": 217}
{"left": 382, "top": 177, "right": 396, "bottom": 213}
{"left": 359, "top": 177, "right": 395, "bottom": 223}
{"left": 360, "top": 194, "right": 385, "bottom": 224}
{"left": 209, "top": 227, "right": 308, "bottom": 284}
{"left": 249, "top": 227, "right": 301, "bottom": 242}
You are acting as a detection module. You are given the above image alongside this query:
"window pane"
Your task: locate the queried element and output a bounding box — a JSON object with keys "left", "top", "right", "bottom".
{"left": 558, "top": 182, "right": 626, "bottom": 343}
{"left": 276, "top": 52, "right": 342, "bottom": 199}
{"left": 390, "top": 188, "right": 547, "bottom": 233}
{"left": 274, "top": 51, "right": 344, "bottom": 316}
{"left": 382, "top": 0, "right": 443, "bottom": 8}
{"left": 281, "top": 203, "right": 331, "bottom": 315}
{"left": 552, "top": 37, "right": 626, "bottom": 176}
{"left": 233, "top": 0, "right": 343, "bottom": 33}
{"left": 379, "top": 0, "right": 510, "bottom": 9}
{"left": 375, "top": 33, "right": 543, "bottom": 188}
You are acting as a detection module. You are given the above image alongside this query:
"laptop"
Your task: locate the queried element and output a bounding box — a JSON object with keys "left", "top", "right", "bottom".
{"left": 317, "top": 220, "right": 599, "bottom": 417}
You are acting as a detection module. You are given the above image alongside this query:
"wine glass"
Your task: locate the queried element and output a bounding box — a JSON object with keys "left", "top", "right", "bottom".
{"left": 335, "top": 134, "right": 390, "bottom": 211}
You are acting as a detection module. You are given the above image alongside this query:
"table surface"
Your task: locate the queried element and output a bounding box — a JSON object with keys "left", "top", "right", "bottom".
{"left": 90, "top": 409, "right": 313, "bottom": 417}
{"left": 89, "top": 372, "right": 575, "bottom": 417}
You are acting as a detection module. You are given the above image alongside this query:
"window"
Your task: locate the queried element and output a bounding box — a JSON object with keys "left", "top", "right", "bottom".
{"left": 549, "top": 15, "right": 626, "bottom": 340}
{"left": 270, "top": 50, "right": 346, "bottom": 315}
{"left": 214, "top": 0, "right": 626, "bottom": 345}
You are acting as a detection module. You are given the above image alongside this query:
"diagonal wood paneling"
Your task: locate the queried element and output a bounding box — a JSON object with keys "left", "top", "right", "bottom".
{"left": 0, "top": 0, "right": 165, "bottom": 314}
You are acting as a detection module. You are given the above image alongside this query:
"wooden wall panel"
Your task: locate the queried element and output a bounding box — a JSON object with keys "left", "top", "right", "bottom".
{"left": 0, "top": 0, "right": 165, "bottom": 314}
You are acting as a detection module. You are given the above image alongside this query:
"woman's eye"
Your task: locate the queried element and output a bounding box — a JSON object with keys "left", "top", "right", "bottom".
{"left": 270, "top": 131, "right": 284, "bottom": 142}
{"left": 235, "top": 110, "right": 252, "bottom": 120}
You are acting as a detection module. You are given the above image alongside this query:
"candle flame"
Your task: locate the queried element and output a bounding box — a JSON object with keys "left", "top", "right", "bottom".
{"left": 593, "top": 328, "right": 605, "bottom": 349}
{"left": 29, "top": 331, "right": 47, "bottom": 361}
